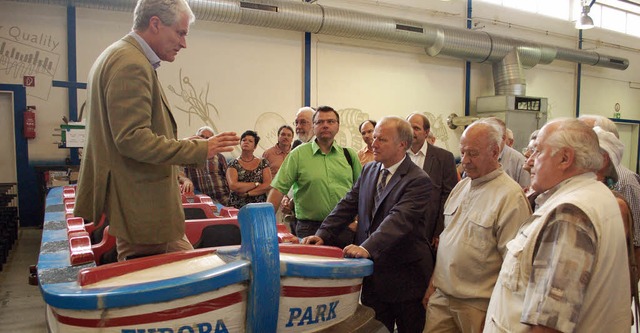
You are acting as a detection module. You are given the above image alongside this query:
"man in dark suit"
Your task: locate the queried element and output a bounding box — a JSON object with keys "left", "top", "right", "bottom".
{"left": 303, "top": 116, "right": 434, "bottom": 333}
{"left": 406, "top": 113, "right": 458, "bottom": 244}
{"left": 75, "top": 0, "right": 239, "bottom": 261}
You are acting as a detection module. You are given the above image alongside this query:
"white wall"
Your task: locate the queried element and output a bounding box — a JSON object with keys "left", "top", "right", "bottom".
{"left": 312, "top": 36, "right": 466, "bottom": 152}
{"left": 0, "top": 3, "right": 69, "bottom": 162}
{"left": 0, "top": 0, "right": 638, "bottom": 167}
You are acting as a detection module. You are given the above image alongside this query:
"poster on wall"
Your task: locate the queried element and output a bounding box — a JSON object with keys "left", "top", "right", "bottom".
{"left": 0, "top": 25, "right": 61, "bottom": 101}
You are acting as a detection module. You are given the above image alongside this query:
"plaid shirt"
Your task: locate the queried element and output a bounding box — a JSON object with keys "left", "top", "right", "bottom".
{"left": 615, "top": 165, "right": 640, "bottom": 246}
{"left": 521, "top": 203, "right": 596, "bottom": 332}
{"left": 184, "top": 153, "right": 230, "bottom": 206}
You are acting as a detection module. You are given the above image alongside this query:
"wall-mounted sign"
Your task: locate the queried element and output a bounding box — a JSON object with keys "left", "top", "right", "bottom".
{"left": 23, "top": 75, "right": 35, "bottom": 87}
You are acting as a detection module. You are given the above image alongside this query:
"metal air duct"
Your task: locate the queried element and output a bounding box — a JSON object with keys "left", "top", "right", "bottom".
{"left": 7, "top": 0, "right": 630, "bottom": 95}
{"left": 493, "top": 48, "right": 526, "bottom": 96}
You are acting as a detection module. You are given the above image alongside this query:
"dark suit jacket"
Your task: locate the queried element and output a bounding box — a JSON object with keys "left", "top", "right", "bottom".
{"left": 317, "top": 156, "right": 434, "bottom": 302}
{"left": 422, "top": 143, "right": 458, "bottom": 240}
{"left": 291, "top": 139, "right": 303, "bottom": 150}
{"left": 75, "top": 35, "right": 207, "bottom": 244}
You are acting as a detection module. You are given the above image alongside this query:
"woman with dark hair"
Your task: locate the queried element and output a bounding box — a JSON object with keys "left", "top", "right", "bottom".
{"left": 226, "top": 130, "right": 272, "bottom": 208}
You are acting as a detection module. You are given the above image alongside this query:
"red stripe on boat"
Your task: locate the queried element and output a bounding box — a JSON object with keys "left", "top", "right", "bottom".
{"left": 282, "top": 285, "right": 361, "bottom": 297}
{"left": 51, "top": 291, "right": 243, "bottom": 327}
{"left": 278, "top": 244, "right": 344, "bottom": 258}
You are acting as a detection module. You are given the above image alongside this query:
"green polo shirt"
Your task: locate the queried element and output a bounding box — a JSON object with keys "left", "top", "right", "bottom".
{"left": 271, "top": 140, "right": 361, "bottom": 221}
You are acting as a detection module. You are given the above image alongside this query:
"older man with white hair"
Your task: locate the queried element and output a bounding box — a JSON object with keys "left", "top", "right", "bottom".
{"left": 424, "top": 120, "right": 530, "bottom": 333}
{"left": 484, "top": 118, "right": 630, "bottom": 333}
{"left": 291, "top": 106, "right": 315, "bottom": 149}
{"left": 579, "top": 114, "right": 640, "bottom": 266}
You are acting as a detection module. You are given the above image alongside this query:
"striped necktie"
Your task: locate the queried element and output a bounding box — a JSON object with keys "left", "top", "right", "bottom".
{"left": 375, "top": 169, "right": 390, "bottom": 205}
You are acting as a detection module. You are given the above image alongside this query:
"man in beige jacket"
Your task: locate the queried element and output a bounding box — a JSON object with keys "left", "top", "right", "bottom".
{"left": 74, "top": 0, "right": 239, "bottom": 261}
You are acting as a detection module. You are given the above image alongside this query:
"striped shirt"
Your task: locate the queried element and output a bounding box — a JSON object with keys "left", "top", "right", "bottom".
{"left": 184, "top": 153, "right": 230, "bottom": 206}
{"left": 615, "top": 165, "right": 640, "bottom": 246}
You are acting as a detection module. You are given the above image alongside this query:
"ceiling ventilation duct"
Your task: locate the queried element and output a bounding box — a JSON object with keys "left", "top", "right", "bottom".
{"left": 493, "top": 48, "right": 527, "bottom": 96}
{"left": 9, "top": 0, "right": 629, "bottom": 95}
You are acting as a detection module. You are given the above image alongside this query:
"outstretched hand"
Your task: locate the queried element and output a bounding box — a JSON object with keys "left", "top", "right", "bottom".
{"left": 207, "top": 132, "right": 240, "bottom": 159}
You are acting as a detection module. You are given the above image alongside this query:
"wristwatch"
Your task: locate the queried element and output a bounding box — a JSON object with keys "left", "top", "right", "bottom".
{"left": 254, "top": 182, "right": 260, "bottom": 188}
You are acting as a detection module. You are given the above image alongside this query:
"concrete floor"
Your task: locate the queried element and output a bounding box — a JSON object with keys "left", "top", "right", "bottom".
{"left": 0, "top": 228, "right": 47, "bottom": 333}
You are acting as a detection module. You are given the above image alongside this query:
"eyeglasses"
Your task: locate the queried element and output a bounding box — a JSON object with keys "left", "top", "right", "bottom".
{"left": 199, "top": 135, "right": 212, "bottom": 139}
{"left": 293, "top": 120, "right": 310, "bottom": 126}
{"left": 314, "top": 119, "right": 338, "bottom": 125}
{"left": 522, "top": 147, "right": 533, "bottom": 156}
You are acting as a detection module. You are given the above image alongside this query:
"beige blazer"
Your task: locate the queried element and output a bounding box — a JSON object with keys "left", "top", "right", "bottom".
{"left": 74, "top": 35, "right": 207, "bottom": 244}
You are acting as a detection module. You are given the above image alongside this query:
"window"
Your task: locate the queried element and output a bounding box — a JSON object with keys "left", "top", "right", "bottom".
{"left": 477, "top": 0, "right": 639, "bottom": 37}
{"left": 539, "top": 0, "right": 570, "bottom": 20}
{"left": 602, "top": 5, "right": 628, "bottom": 32}
{"left": 502, "top": 0, "right": 537, "bottom": 12}
{"left": 627, "top": 13, "right": 640, "bottom": 36}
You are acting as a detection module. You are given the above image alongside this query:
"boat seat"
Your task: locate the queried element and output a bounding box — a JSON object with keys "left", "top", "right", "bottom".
{"left": 89, "top": 214, "right": 109, "bottom": 244}
{"left": 62, "top": 185, "right": 76, "bottom": 199}
{"left": 90, "top": 201, "right": 215, "bottom": 245}
{"left": 184, "top": 208, "right": 208, "bottom": 220}
{"left": 193, "top": 224, "right": 241, "bottom": 249}
{"left": 219, "top": 207, "right": 239, "bottom": 217}
{"left": 69, "top": 233, "right": 95, "bottom": 265}
{"left": 92, "top": 226, "right": 117, "bottom": 266}
{"left": 185, "top": 217, "right": 239, "bottom": 244}
{"left": 183, "top": 202, "right": 216, "bottom": 220}
{"left": 92, "top": 216, "right": 241, "bottom": 265}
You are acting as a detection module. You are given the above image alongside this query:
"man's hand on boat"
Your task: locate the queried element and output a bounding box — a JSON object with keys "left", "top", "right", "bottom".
{"left": 301, "top": 235, "right": 324, "bottom": 245}
{"left": 302, "top": 237, "right": 371, "bottom": 259}
{"left": 342, "top": 244, "right": 371, "bottom": 259}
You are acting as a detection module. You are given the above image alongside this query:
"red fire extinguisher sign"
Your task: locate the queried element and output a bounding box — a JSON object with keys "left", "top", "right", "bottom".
{"left": 24, "top": 106, "right": 36, "bottom": 139}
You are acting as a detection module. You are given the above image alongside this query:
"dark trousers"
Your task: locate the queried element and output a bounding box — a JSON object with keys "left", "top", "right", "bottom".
{"left": 295, "top": 219, "right": 322, "bottom": 238}
{"left": 361, "top": 292, "right": 425, "bottom": 333}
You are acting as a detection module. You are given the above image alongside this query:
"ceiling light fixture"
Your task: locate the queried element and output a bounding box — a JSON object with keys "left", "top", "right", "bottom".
{"left": 575, "top": 1, "right": 595, "bottom": 30}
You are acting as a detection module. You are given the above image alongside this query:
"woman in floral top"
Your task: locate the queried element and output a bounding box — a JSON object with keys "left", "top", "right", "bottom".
{"left": 226, "top": 130, "right": 272, "bottom": 208}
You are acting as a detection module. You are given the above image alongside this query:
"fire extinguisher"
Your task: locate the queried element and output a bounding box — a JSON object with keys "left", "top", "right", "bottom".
{"left": 24, "top": 106, "right": 36, "bottom": 139}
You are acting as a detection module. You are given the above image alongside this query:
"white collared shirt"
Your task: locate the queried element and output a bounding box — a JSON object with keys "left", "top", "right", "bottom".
{"left": 379, "top": 156, "right": 406, "bottom": 186}
{"left": 407, "top": 141, "right": 428, "bottom": 168}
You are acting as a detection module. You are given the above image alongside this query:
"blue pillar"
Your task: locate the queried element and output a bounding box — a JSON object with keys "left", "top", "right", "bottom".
{"left": 239, "top": 203, "right": 280, "bottom": 332}
{"left": 304, "top": 32, "right": 312, "bottom": 107}
{"left": 464, "top": 0, "right": 472, "bottom": 116}
{"left": 576, "top": 29, "right": 583, "bottom": 118}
